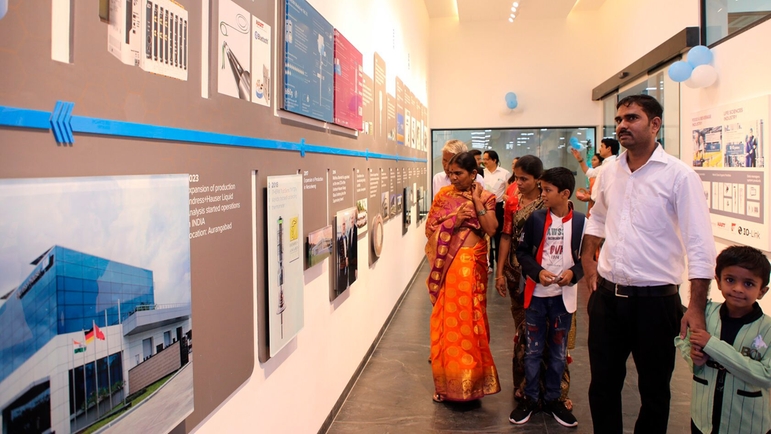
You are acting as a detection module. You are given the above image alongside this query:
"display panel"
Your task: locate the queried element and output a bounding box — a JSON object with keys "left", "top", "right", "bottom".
{"left": 333, "top": 29, "right": 363, "bottom": 129}
{"left": 266, "top": 174, "right": 304, "bottom": 356}
{"left": 691, "top": 95, "right": 769, "bottom": 251}
{"left": 283, "top": 0, "right": 335, "bottom": 122}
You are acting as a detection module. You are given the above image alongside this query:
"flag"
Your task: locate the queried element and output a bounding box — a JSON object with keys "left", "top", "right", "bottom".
{"left": 73, "top": 340, "right": 86, "bottom": 354}
{"left": 85, "top": 328, "right": 95, "bottom": 344}
{"left": 93, "top": 323, "right": 105, "bottom": 341}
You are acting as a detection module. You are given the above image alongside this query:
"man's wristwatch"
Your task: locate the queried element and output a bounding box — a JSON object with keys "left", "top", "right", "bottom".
{"left": 476, "top": 208, "right": 487, "bottom": 216}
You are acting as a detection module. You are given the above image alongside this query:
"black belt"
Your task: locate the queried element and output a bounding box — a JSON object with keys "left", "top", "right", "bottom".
{"left": 598, "top": 277, "right": 678, "bottom": 298}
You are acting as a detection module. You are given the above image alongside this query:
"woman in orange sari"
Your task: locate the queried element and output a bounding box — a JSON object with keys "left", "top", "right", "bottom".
{"left": 426, "top": 151, "right": 501, "bottom": 402}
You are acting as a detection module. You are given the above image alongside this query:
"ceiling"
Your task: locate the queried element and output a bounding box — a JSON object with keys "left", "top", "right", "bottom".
{"left": 423, "top": 0, "right": 606, "bottom": 22}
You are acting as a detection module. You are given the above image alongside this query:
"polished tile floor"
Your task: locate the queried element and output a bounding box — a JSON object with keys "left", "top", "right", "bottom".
{"left": 327, "top": 261, "right": 694, "bottom": 433}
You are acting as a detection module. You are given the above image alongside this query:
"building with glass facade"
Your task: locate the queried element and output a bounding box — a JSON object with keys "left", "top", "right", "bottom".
{"left": 0, "top": 246, "right": 190, "bottom": 434}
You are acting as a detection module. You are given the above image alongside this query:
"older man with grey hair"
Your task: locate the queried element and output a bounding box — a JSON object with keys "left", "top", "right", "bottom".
{"left": 432, "top": 139, "right": 485, "bottom": 199}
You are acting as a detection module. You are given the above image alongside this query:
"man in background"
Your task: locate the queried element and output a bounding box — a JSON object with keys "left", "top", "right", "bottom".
{"left": 482, "top": 150, "right": 509, "bottom": 272}
{"left": 432, "top": 140, "right": 484, "bottom": 199}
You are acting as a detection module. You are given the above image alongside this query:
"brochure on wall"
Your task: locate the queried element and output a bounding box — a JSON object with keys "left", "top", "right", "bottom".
{"left": 266, "top": 174, "right": 304, "bottom": 356}
{"left": 374, "top": 53, "right": 387, "bottom": 145}
{"left": 386, "top": 93, "right": 396, "bottom": 146}
{"left": 395, "top": 78, "right": 405, "bottom": 145}
{"left": 691, "top": 95, "right": 769, "bottom": 251}
{"left": 283, "top": 0, "right": 334, "bottom": 122}
{"left": 251, "top": 16, "right": 272, "bottom": 107}
{"left": 332, "top": 29, "right": 363, "bottom": 129}
{"left": 218, "top": 0, "right": 252, "bottom": 101}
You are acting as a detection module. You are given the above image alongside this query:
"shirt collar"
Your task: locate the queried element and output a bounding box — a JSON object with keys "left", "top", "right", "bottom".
{"left": 618, "top": 142, "right": 666, "bottom": 171}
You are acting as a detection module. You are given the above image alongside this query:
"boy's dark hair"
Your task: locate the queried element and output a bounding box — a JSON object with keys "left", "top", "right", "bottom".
{"left": 617, "top": 94, "right": 663, "bottom": 122}
{"left": 540, "top": 167, "right": 575, "bottom": 197}
{"left": 601, "top": 138, "right": 620, "bottom": 156}
{"left": 468, "top": 149, "right": 482, "bottom": 157}
{"left": 514, "top": 155, "right": 543, "bottom": 179}
{"left": 448, "top": 151, "right": 479, "bottom": 175}
{"left": 716, "top": 245, "right": 771, "bottom": 288}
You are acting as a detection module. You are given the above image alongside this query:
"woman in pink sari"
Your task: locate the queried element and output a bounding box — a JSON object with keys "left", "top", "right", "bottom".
{"left": 426, "top": 151, "right": 501, "bottom": 402}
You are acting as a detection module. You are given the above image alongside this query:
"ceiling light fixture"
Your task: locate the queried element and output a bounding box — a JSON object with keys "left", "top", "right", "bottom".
{"left": 511, "top": 6, "right": 516, "bottom": 11}
{"left": 508, "top": 17, "right": 513, "bottom": 22}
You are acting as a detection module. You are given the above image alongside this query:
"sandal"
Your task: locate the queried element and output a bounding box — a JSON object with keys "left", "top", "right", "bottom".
{"left": 432, "top": 393, "right": 444, "bottom": 403}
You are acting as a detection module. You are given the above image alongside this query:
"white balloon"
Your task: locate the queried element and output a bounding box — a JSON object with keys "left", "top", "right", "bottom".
{"left": 690, "top": 65, "right": 718, "bottom": 88}
{"left": 684, "top": 78, "right": 699, "bottom": 89}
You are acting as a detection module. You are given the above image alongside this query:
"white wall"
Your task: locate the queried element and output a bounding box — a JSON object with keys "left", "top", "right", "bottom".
{"left": 428, "top": 0, "right": 699, "bottom": 130}
{"left": 193, "top": 1, "right": 431, "bottom": 432}
{"left": 678, "top": 18, "right": 771, "bottom": 308}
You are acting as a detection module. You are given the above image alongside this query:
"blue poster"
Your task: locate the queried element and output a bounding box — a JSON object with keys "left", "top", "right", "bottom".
{"left": 284, "top": 0, "right": 334, "bottom": 122}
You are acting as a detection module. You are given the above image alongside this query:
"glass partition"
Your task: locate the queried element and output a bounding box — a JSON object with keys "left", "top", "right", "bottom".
{"left": 704, "top": 0, "right": 771, "bottom": 45}
{"left": 431, "top": 126, "right": 596, "bottom": 212}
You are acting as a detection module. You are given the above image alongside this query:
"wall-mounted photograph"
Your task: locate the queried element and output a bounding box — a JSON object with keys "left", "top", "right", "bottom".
{"left": 332, "top": 207, "right": 357, "bottom": 299}
{"left": 0, "top": 175, "right": 192, "bottom": 434}
{"left": 380, "top": 191, "right": 389, "bottom": 221}
{"left": 306, "top": 225, "right": 333, "bottom": 269}
{"left": 355, "top": 198, "right": 368, "bottom": 237}
{"left": 402, "top": 188, "right": 411, "bottom": 234}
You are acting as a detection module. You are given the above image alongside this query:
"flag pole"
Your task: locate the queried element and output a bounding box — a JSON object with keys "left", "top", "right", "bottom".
{"left": 93, "top": 320, "right": 99, "bottom": 418}
{"left": 119, "top": 299, "right": 125, "bottom": 406}
{"left": 71, "top": 340, "right": 77, "bottom": 431}
{"left": 82, "top": 329, "right": 87, "bottom": 425}
{"left": 105, "top": 310, "right": 112, "bottom": 410}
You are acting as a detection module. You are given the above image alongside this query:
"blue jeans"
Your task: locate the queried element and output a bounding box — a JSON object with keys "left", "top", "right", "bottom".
{"left": 524, "top": 295, "right": 570, "bottom": 402}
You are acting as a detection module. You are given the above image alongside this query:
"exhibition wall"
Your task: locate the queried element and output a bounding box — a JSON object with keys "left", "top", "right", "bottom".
{"left": 427, "top": 0, "right": 699, "bottom": 129}
{"left": 0, "top": 0, "right": 430, "bottom": 433}
{"left": 677, "top": 18, "right": 771, "bottom": 310}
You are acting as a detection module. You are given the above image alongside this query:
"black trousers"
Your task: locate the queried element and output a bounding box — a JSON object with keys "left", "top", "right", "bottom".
{"left": 489, "top": 201, "right": 504, "bottom": 266}
{"left": 587, "top": 287, "right": 683, "bottom": 434}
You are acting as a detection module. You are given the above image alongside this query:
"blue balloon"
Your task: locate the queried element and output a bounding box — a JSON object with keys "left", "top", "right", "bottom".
{"left": 506, "top": 99, "right": 518, "bottom": 109}
{"left": 668, "top": 61, "right": 693, "bottom": 82}
{"left": 687, "top": 45, "right": 713, "bottom": 68}
{"left": 569, "top": 137, "right": 580, "bottom": 149}
{"left": 505, "top": 92, "right": 517, "bottom": 103}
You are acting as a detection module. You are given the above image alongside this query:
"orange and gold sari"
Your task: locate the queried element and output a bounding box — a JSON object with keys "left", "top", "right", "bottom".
{"left": 425, "top": 186, "right": 501, "bottom": 401}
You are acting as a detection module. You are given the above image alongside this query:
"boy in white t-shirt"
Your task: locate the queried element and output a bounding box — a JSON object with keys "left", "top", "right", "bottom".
{"left": 509, "top": 167, "right": 586, "bottom": 428}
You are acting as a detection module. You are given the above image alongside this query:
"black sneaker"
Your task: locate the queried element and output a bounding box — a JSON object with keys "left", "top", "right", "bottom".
{"left": 544, "top": 400, "right": 578, "bottom": 428}
{"left": 509, "top": 397, "right": 537, "bottom": 425}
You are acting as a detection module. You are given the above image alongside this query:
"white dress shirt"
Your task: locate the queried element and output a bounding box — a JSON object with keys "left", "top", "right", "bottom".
{"left": 483, "top": 165, "right": 510, "bottom": 203}
{"left": 585, "top": 145, "right": 715, "bottom": 286}
{"left": 432, "top": 172, "right": 484, "bottom": 199}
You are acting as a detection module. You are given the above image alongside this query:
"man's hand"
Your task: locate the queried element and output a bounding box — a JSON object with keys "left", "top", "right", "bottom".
{"left": 580, "top": 235, "right": 601, "bottom": 291}
{"left": 680, "top": 279, "right": 710, "bottom": 338}
{"left": 570, "top": 148, "right": 582, "bottom": 161}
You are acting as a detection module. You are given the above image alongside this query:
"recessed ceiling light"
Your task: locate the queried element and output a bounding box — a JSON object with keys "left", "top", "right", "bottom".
{"left": 510, "top": 14, "right": 515, "bottom": 18}
{"left": 511, "top": 6, "right": 517, "bottom": 11}
{"left": 508, "top": 17, "right": 514, "bottom": 22}
{"left": 513, "top": 2, "right": 519, "bottom": 6}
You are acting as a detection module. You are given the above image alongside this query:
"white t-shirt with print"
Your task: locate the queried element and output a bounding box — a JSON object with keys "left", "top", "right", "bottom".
{"left": 534, "top": 212, "right": 565, "bottom": 298}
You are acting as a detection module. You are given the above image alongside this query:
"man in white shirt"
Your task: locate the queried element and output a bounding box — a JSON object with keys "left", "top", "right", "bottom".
{"left": 572, "top": 138, "right": 619, "bottom": 204}
{"left": 432, "top": 140, "right": 484, "bottom": 198}
{"left": 580, "top": 95, "right": 716, "bottom": 434}
{"left": 482, "top": 150, "right": 510, "bottom": 270}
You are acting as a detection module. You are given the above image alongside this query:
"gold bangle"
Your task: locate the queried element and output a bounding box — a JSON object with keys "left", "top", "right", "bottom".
{"left": 495, "top": 276, "right": 505, "bottom": 281}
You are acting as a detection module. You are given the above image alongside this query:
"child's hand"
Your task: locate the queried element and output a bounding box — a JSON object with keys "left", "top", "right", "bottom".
{"left": 691, "top": 345, "right": 709, "bottom": 366}
{"left": 554, "top": 270, "right": 574, "bottom": 286}
{"left": 538, "top": 270, "right": 559, "bottom": 286}
{"left": 689, "top": 329, "right": 711, "bottom": 348}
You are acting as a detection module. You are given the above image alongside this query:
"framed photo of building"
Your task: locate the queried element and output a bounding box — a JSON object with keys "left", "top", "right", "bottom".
{"left": 0, "top": 175, "right": 193, "bottom": 434}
